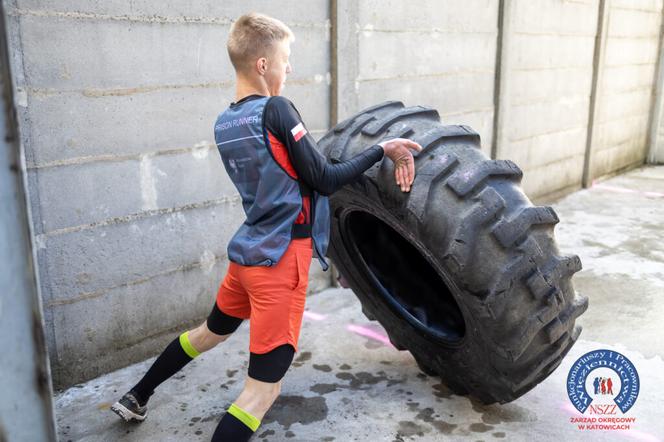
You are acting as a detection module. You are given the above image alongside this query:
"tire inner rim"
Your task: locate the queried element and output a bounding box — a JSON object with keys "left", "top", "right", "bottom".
{"left": 343, "top": 210, "right": 466, "bottom": 344}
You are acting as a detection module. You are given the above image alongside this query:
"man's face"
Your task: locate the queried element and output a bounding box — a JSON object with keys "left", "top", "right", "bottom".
{"left": 263, "top": 39, "right": 292, "bottom": 96}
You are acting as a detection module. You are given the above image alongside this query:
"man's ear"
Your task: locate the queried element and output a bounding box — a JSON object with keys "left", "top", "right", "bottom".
{"left": 256, "top": 57, "right": 267, "bottom": 75}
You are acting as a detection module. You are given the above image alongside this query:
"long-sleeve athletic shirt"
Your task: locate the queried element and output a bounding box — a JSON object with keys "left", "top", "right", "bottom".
{"left": 254, "top": 95, "right": 385, "bottom": 196}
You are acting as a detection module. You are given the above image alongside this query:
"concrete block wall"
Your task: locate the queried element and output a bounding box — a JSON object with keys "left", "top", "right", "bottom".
{"left": 593, "top": 0, "right": 663, "bottom": 178}
{"left": 5, "top": 0, "right": 331, "bottom": 388}
{"left": 6, "top": 0, "right": 664, "bottom": 388}
{"left": 351, "top": 0, "right": 499, "bottom": 156}
{"left": 500, "top": 0, "right": 599, "bottom": 198}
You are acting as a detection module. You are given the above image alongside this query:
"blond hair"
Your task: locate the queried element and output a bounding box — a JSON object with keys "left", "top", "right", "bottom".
{"left": 227, "top": 13, "right": 294, "bottom": 74}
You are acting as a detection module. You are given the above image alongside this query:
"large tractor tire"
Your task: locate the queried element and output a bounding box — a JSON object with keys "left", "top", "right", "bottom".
{"left": 318, "top": 102, "right": 588, "bottom": 404}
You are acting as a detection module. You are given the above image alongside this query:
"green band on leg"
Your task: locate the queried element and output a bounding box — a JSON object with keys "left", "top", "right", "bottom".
{"left": 228, "top": 403, "right": 261, "bottom": 432}
{"left": 179, "top": 331, "right": 200, "bottom": 359}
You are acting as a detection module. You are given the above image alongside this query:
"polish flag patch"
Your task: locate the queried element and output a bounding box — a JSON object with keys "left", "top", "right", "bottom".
{"left": 290, "top": 122, "right": 307, "bottom": 142}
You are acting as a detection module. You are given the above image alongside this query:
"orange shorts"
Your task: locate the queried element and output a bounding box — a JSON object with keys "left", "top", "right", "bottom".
{"left": 215, "top": 237, "right": 313, "bottom": 354}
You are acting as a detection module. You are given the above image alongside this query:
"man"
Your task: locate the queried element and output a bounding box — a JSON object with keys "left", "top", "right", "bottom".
{"left": 111, "top": 12, "right": 421, "bottom": 441}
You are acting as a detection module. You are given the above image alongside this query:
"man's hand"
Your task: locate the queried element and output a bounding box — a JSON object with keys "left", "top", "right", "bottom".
{"left": 379, "top": 138, "right": 423, "bottom": 192}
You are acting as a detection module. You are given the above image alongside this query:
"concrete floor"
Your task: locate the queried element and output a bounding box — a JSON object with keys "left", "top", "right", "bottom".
{"left": 54, "top": 166, "right": 664, "bottom": 442}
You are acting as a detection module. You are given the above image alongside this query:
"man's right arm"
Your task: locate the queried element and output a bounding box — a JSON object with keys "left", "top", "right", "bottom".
{"left": 264, "top": 96, "right": 384, "bottom": 196}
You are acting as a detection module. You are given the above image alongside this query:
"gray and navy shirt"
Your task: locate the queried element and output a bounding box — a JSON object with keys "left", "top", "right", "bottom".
{"left": 214, "top": 94, "right": 384, "bottom": 271}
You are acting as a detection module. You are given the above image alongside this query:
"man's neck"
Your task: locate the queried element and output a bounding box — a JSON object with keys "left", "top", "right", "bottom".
{"left": 235, "top": 76, "right": 269, "bottom": 102}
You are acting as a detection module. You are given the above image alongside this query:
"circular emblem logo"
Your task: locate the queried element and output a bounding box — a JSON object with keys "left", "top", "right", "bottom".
{"left": 567, "top": 349, "right": 639, "bottom": 414}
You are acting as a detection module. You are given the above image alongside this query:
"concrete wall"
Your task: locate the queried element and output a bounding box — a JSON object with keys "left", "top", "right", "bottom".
{"left": 5, "top": 0, "right": 664, "bottom": 388}
{"left": 500, "top": 0, "right": 599, "bottom": 197}
{"left": 593, "top": 0, "right": 663, "bottom": 178}
{"left": 5, "top": 0, "right": 331, "bottom": 389}
{"left": 339, "top": 0, "right": 664, "bottom": 199}
{"left": 0, "top": 3, "right": 56, "bottom": 438}
{"left": 352, "top": 0, "right": 499, "bottom": 156}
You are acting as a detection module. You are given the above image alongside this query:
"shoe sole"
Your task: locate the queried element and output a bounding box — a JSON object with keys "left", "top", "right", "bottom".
{"left": 110, "top": 402, "right": 147, "bottom": 422}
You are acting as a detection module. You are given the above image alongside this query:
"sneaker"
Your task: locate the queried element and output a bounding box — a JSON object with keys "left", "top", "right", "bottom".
{"left": 110, "top": 391, "right": 147, "bottom": 422}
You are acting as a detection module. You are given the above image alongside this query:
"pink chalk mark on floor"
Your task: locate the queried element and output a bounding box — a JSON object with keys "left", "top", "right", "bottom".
{"left": 303, "top": 311, "right": 326, "bottom": 321}
{"left": 346, "top": 324, "right": 394, "bottom": 348}
{"left": 559, "top": 401, "right": 584, "bottom": 417}
{"left": 591, "top": 181, "right": 664, "bottom": 198}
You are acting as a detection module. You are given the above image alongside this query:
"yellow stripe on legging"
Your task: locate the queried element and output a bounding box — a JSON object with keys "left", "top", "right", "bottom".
{"left": 228, "top": 403, "right": 261, "bottom": 432}
{"left": 179, "top": 331, "right": 200, "bottom": 359}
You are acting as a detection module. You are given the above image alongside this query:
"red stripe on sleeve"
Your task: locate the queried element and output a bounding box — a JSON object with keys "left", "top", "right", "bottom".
{"left": 267, "top": 130, "right": 310, "bottom": 226}
{"left": 267, "top": 130, "right": 298, "bottom": 179}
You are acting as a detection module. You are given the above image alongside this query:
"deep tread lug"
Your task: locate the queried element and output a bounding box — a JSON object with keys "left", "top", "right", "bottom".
{"left": 447, "top": 160, "right": 523, "bottom": 197}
